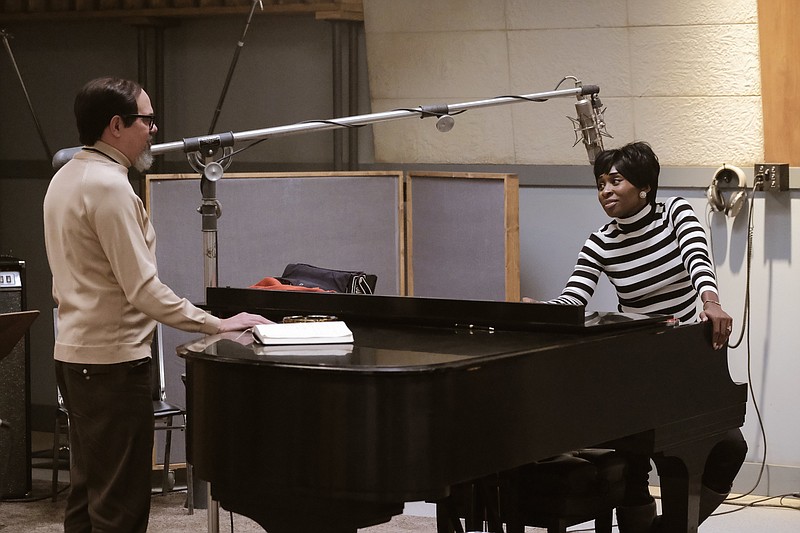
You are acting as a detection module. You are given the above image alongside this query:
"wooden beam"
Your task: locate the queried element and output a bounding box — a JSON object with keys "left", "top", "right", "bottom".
{"left": 758, "top": 0, "right": 800, "bottom": 165}
{"left": 0, "top": 1, "right": 363, "bottom": 23}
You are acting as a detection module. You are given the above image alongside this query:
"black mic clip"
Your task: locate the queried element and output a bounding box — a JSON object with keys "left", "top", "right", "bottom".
{"left": 184, "top": 132, "right": 235, "bottom": 182}
{"left": 182, "top": 131, "right": 235, "bottom": 158}
{"left": 575, "top": 83, "right": 603, "bottom": 111}
{"left": 579, "top": 84, "right": 601, "bottom": 96}
{"left": 418, "top": 104, "right": 450, "bottom": 119}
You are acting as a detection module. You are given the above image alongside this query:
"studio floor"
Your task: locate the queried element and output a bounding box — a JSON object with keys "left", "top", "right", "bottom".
{"left": 2, "top": 433, "right": 798, "bottom": 532}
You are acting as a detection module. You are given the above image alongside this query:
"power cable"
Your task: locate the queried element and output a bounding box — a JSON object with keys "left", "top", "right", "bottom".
{"left": 705, "top": 177, "right": 775, "bottom": 509}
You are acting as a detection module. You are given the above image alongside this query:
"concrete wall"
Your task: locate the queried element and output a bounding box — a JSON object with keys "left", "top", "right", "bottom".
{"left": 363, "top": 0, "right": 763, "bottom": 166}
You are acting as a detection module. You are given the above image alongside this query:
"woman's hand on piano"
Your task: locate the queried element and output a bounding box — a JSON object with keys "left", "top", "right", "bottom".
{"left": 218, "top": 312, "right": 274, "bottom": 333}
{"left": 699, "top": 297, "right": 733, "bottom": 350}
{"left": 521, "top": 297, "right": 541, "bottom": 303}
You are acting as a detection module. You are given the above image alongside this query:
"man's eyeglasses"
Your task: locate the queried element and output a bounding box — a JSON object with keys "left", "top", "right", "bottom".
{"left": 124, "top": 114, "right": 156, "bottom": 131}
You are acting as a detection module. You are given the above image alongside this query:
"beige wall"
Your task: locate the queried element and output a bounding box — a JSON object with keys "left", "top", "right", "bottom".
{"left": 363, "top": 0, "right": 763, "bottom": 167}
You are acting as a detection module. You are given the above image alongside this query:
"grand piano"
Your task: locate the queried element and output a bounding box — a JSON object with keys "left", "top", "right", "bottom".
{"left": 179, "top": 288, "right": 747, "bottom": 533}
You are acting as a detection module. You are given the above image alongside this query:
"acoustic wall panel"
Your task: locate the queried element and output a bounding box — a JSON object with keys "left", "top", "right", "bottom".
{"left": 147, "top": 172, "right": 405, "bottom": 300}
{"left": 406, "top": 172, "right": 519, "bottom": 302}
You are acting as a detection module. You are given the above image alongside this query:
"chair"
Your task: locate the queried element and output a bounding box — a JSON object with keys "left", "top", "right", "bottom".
{"left": 436, "top": 449, "right": 627, "bottom": 533}
{"left": 435, "top": 474, "right": 506, "bottom": 533}
{"left": 150, "top": 324, "right": 194, "bottom": 513}
{"left": 50, "top": 387, "right": 70, "bottom": 502}
{"left": 50, "top": 308, "right": 69, "bottom": 502}
{"left": 504, "top": 449, "right": 627, "bottom": 533}
{"left": 51, "top": 317, "right": 193, "bottom": 513}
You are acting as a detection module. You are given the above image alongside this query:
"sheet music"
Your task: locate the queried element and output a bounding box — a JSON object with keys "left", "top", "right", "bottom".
{"left": 252, "top": 321, "right": 354, "bottom": 345}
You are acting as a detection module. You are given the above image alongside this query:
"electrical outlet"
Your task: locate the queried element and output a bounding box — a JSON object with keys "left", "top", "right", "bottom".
{"left": 754, "top": 163, "right": 790, "bottom": 192}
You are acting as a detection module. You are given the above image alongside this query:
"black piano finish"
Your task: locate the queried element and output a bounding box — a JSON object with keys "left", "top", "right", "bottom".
{"left": 180, "top": 289, "right": 747, "bottom": 533}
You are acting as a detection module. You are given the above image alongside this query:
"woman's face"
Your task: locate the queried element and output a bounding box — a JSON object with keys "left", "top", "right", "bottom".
{"left": 596, "top": 167, "right": 650, "bottom": 218}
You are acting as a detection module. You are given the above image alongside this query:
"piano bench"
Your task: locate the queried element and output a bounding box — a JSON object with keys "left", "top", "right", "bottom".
{"left": 503, "top": 449, "right": 627, "bottom": 533}
{"left": 434, "top": 449, "right": 626, "bottom": 533}
{"left": 435, "top": 474, "right": 506, "bottom": 533}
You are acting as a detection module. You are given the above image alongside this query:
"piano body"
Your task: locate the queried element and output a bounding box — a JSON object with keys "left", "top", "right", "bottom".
{"left": 179, "top": 288, "right": 747, "bottom": 533}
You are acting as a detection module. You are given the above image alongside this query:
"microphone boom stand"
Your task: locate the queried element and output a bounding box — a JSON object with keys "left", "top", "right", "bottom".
{"left": 142, "top": 83, "right": 601, "bottom": 291}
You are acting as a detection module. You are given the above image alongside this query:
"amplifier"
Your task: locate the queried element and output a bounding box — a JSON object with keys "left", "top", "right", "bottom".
{"left": 0, "top": 257, "right": 31, "bottom": 499}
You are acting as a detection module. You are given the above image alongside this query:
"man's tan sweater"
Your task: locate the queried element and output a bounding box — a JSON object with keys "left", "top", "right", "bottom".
{"left": 44, "top": 142, "right": 221, "bottom": 364}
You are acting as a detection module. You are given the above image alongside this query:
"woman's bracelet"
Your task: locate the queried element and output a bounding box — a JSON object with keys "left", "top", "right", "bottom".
{"left": 703, "top": 300, "right": 721, "bottom": 309}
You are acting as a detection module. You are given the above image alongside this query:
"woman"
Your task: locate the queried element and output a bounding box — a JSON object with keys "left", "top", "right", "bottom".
{"left": 527, "top": 141, "right": 747, "bottom": 532}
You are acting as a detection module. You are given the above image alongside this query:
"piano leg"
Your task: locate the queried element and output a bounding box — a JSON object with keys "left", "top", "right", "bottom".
{"left": 652, "top": 437, "right": 721, "bottom": 533}
{"left": 207, "top": 487, "right": 219, "bottom": 533}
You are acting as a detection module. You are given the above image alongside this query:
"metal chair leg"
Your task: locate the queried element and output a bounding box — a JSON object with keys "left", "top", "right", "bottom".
{"left": 51, "top": 412, "right": 61, "bottom": 502}
{"left": 161, "top": 416, "right": 173, "bottom": 495}
{"left": 51, "top": 408, "right": 69, "bottom": 502}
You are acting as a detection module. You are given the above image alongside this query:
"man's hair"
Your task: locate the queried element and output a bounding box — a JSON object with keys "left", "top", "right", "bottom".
{"left": 593, "top": 141, "right": 660, "bottom": 205}
{"left": 74, "top": 77, "right": 142, "bottom": 146}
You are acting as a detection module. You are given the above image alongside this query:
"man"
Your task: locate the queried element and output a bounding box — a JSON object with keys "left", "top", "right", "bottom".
{"left": 43, "top": 77, "right": 269, "bottom": 532}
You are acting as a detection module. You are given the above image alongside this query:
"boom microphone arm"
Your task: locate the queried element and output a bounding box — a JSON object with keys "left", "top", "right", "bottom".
{"left": 150, "top": 83, "right": 601, "bottom": 158}
{"left": 52, "top": 80, "right": 604, "bottom": 290}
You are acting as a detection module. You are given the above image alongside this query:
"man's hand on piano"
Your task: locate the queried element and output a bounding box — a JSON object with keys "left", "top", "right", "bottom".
{"left": 521, "top": 296, "right": 541, "bottom": 303}
{"left": 218, "top": 312, "right": 274, "bottom": 333}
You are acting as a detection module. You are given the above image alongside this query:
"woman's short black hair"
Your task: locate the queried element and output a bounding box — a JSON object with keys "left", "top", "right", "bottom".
{"left": 74, "top": 77, "right": 142, "bottom": 146}
{"left": 593, "top": 141, "right": 660, "bottom": 205}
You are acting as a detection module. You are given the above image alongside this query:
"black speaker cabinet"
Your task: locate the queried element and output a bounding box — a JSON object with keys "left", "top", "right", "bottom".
{"left": 0, "top": 257, "right": 31, "bottom": 499}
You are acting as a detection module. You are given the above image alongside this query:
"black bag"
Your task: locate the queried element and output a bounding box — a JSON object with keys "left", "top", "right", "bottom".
{"left": 279, "top": 263, "right": 376, "bottom": 294}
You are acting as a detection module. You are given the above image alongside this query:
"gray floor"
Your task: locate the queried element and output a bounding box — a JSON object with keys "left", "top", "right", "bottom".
{"left": 695, "top": 503, "right": 800, "bottom": 533}
{"left": 3, "top": 477, "right": 799, "bottom": 532}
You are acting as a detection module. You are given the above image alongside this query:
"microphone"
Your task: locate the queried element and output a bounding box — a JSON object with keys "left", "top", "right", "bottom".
{"left": 570, "top": 85, "right": 607, "bottom": 164}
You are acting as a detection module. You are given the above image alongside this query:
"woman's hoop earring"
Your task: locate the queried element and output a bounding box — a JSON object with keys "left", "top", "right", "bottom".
{"left": 639, "top": 191, "right": 647, "bottom": 199}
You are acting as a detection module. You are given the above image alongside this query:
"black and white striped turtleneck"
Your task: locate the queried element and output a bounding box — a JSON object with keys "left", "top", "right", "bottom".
{"left": 550, "top": 197, "right": 719, "bottom": 323}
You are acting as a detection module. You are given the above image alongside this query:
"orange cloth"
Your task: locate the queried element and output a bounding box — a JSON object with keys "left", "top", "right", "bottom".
{"left": 249, "top": 277, "right": 332, "bottom": 293}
